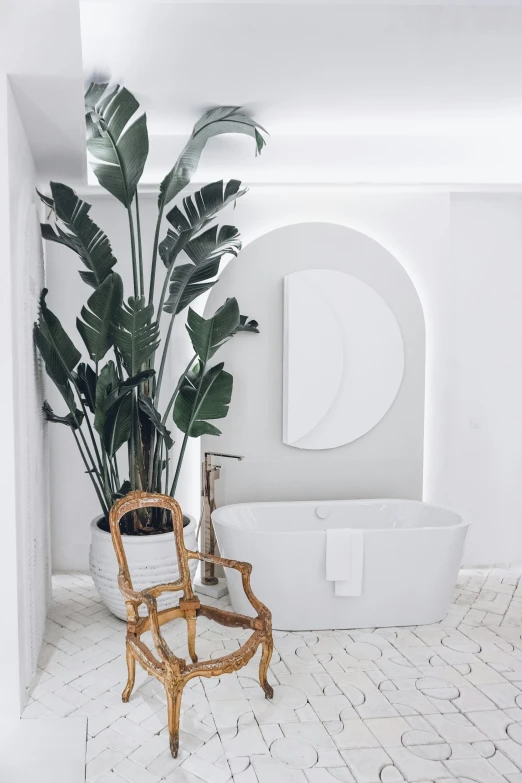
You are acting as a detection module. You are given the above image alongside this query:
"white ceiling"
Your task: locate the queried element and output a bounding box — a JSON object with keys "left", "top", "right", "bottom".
{"left": 7, "top": 1, "right": 522, "bottom": 186}
{"left": 2, "top": 0, "right": 86, "bottom": 183}
{"left": 78, "top": 1, "right": 522, "bottom": 185}
{"left": 80, "top": 3, "right": 522, "bottom": 136}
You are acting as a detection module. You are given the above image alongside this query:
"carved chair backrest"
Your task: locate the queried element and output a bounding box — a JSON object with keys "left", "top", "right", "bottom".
{"left": 109, "top": 491, "right": 194, "bottom": 600}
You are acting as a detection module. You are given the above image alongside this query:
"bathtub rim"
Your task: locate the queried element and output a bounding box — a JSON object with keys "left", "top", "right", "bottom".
{"left": 211, "top": 497, "right": 468, "bottom": 534}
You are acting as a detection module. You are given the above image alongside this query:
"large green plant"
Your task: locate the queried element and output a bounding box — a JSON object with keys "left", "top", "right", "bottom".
{"left": 34, "top": 84, "right": 265, "bottom": 533}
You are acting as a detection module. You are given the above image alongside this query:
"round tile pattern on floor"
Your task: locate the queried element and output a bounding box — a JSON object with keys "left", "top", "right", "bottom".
{"left": 345, "top": 641, "right": 382, "bottom": 660}
{"left": 22, "top": 566, "right": 522, "bottom": 783}
{"left": 271, "top": 684, "right": 308, "bottom": 709}
{"left": 416, "top": 676, "right": 460, "bottom": 700}
{"left": 507, "top": 721, "right": 522, "bottom": 744}
{"left": 402, "top": 729, "right": 452, "bottom": 760}
{"left": 270, "top": 736, "right": 318, "bottom": 768}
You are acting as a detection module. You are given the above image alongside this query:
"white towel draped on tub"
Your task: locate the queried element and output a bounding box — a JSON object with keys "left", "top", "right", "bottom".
{"left": 326, "top": 528, "right": 364, "bottom": 596}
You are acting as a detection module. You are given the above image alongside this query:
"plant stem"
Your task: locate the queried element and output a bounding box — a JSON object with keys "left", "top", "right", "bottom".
{"left": 164, "top": 441, "right": 170, "bottom": 496}
{"left": 127, "top": 205, "right": 139, "bottom": 298}
{"left": 155, "top": 310, "right": 175, "bottom": 403}
{"left": 162, "top": 353, "right": 196, "bottom": 424}
{"left": 149, "top": 352, "right": 196, "bottom": 492}
{"left": 73, "top": 417, "right": 107, "bottom": 502}
{"left": 148, "top": 204, "right": 164, "bottom": 306}
{"left": 73, "top": 382, "right": 104, "bottom": 477}
{"left": 170, "top": 430, "right": 189, "bottom": 498}
{"left": 72, "top": 428, "right": 108, "bottom": 516}
{"left": 115, "top": 349, "right": 124, "bottom": 382}
{"left": 129, "top": 398, "right": 136, "bottom": 491}
{"left": 112, "top": 454, "right": 120, "bottom": 488}
{"left": 157, "top": 252, "right": 177, "bottom": 321}
{"left": 146, "top": 429, "right": 156, "bottom": 491}
{"left": 135, "top": 191, "right": 145, "bottom": 298}
{"left": 131, "top": 390, "right": 145, "bottom": 491}
{"left": 108, "top": 454, "right": 118, "bottom": 489}
{"left": 170, "top": 358, "right": 206, "bottom": 497}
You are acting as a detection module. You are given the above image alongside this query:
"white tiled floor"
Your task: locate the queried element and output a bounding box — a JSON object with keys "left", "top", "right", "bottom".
{"left": 22, "top": 567, "right": 522, "bottom": 783}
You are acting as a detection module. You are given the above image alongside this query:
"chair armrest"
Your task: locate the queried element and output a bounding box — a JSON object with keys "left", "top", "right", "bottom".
{"left": 188, "top": 551, "right": 272, "bottom": 624}
{"left": 117, "top": 571, "right": 183, "bottom": 668}
{"left": 118, "top": 570, "right": 184, "bottom": 603}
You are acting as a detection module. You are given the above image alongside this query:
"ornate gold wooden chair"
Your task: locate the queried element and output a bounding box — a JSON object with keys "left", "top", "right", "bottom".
{"left": 109, "top": 491, "right": 273, "bottom": 757}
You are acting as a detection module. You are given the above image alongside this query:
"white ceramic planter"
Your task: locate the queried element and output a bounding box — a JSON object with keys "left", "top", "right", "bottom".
{"left": 89, "top": 515, "right": 198, "bottom": 620}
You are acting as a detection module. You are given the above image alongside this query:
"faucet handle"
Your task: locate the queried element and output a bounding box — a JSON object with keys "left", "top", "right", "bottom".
{"left": 204, "top": 452, "right": 244, "bottom": 462}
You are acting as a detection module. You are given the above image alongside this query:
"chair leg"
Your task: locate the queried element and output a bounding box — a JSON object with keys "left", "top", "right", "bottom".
{"left": 186, "top": 613, "right": 198, "bottom": 664}
{"left": 259, "top": 637, "right": 274, "bottom": 699}
{"left": 122, "top": 644, "right": 136, "bottom": 703}
{"left": 166, "top": 685, "right": 183, "bottom": 758}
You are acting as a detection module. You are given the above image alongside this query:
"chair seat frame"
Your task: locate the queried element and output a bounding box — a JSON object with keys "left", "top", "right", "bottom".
{"left": 109, "top": 491, "right": 273, "bottom": 757}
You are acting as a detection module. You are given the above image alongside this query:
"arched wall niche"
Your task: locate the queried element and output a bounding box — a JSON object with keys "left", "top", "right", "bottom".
{"left": 202, "top": 222, "right": 425, "bottom": 506}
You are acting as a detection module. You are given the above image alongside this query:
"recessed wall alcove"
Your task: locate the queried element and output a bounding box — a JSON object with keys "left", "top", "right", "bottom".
{"left": 202, "top": 221, "right": 425, "bottom": 506}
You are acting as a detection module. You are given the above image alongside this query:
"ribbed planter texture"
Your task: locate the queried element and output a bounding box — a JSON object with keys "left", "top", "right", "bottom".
{"left": 89, "top": 515, "right": 198, "bottom": 620}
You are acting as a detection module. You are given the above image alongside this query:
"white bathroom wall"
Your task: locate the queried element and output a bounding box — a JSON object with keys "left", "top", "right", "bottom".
{"left": 8, "top": 81, "right": 51, "bottom": 705}
{"left": 0, "top": 0, "right": 84, "bottom": 727}
{"left": 0, "top": 77, "right": 50, "bottom": 716}
{"left": 47, "top": 187, "right": 522, "bottom": 569}
{"left": 439, "top": 195, "right": 522, "bottom": 565}
{"left": 212, "top": 190, "right": 451, "bottom": 511}
{"left": 0, "top": 74, "right": 22, "bottom": 720}
{"left": 203, "top": 220, "right": 426, "bottom": 504}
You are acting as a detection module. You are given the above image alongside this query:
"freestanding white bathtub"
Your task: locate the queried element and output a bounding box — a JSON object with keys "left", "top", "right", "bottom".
{"left": 212, "top": 499, "right": 469, "bottom": 630}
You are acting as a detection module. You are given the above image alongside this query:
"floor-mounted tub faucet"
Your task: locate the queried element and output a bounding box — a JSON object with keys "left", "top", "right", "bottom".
{"left": 200, "top": 452, "right": 244, "bottom": 585}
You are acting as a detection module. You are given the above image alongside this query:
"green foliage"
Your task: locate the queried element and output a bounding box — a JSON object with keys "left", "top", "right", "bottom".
{"left": 38, "top": 182, "right": 117, "bottom": 288}
{"left": 159, "top": 107, "right": 265, "bottom": 210}
{"left": 186, "top": 298, "right": 240, "bottom": 363}
{"left": 34, "top": 290, "right": 81, "bottom": 410}
{"left": 160, "top": 180, "right": 245, "bottom": 316}
{"left": 103, "top": 392, "right": 132, "bottom": 458}
{"left": 85, "top": 84, "right": 149, "bottom": 206}
{"left": 113, "top": 297, "right": 160, "bottom": 375}
{"left": 77, "top": 273, "right": 123, "bottom": 362}
{"left": 34, "top": 82, "right": 266, "bottom": 531}
{"left": 43, "top": 401, "right": 84, "bottom": 430}
{"left": 173, "top": 362, "right": 233, "bottom": 438}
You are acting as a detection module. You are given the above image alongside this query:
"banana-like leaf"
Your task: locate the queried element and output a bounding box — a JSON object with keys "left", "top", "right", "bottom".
{"left": 43, "top": 400, "right": 84, "bottom": 430}
{"left": 113, "top": 297, "right": 159, "bottom": 375}
{"left": 118, "top": 369, "right": 155, "bottom": 390}
{"left": 94, "top": 360, "right": 119, "bottom": 435}
{"left": 103, "top": 392, "right": 132, "bottom": 458}
{"left": 85, "top": 83, "right": 149, "bottom": 206}
{"left": 173, "top": 362, "right": 233, "bottom": 438}
{"left": 34, "top": 289, "right": 81, "bottom": 410}
{"left": 138, "top": 396, "right": 174, "bottom": 450}
{"left": 77, "top": 272, "right": 123, "bottom": 362}
{"left": 184, "top": 224, "right": 241, "bottom": 265}
{"left": 161, "top": 180, "right": 245, "bottom": 266}
{"left": 159, "top": 107, "right": 266, "bottom": 210}
{"left": 163, "top": 180, "right": 245, "bottom": 256}
{"left": 236, "top": 315, "right": 259, "bottom": 334}
{"left": 38, "top": 183, "right": 117, "bottom": 288}
{"left": 186, "top": 298, "right": 240, "bottom": 363}
{"left": 160, "top": 181, "right": 245, "bottom": 315}
{"left": 74, "top": 363, "right": 97, "bottom": 413}
{"left": 93, "top": 364, "right": 152, "bottom": 436}
{"left": 162, "top": 226, "right": 242, "bottom": 315}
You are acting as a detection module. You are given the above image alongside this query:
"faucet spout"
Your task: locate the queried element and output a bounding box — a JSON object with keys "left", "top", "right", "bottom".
{"left": 204, "top": 452, "right": 244, "bottom": 461}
